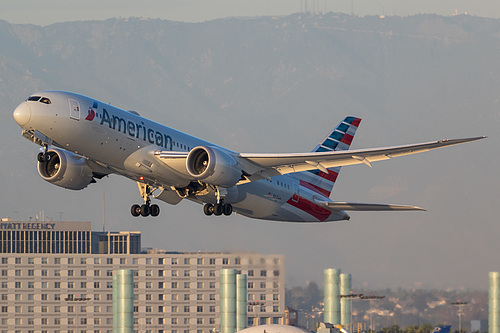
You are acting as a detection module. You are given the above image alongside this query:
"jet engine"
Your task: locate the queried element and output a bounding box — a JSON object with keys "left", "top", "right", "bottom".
{"left": 186, "top": 146, "right": 242, "bottom": 188}
{"left": 37, "top": 148, "right": 95, "bottom": 190}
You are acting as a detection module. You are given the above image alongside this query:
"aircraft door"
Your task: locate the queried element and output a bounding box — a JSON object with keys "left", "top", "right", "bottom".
{"left": 69, "top": 99, "right": 80, "bottom": 120}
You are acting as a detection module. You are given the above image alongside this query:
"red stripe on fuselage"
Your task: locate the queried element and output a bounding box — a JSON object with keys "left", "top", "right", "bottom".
{"left": 300, "top": 180, "right": 331, "bottom": 197}
{"left": 316, "top": 169, "right": 338, "bottom": 183}
{"left": 286, "top": 196, "right": 332, "bottom": 222}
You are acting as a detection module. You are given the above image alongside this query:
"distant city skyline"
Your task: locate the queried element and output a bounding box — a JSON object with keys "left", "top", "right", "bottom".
{"left": 1, "top": 0, "right": 499, "bottom": 26}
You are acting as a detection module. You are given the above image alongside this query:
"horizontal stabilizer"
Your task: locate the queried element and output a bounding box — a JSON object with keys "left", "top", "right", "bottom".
{"left": 317, "top": 201, "right": 426, "bottom": 211}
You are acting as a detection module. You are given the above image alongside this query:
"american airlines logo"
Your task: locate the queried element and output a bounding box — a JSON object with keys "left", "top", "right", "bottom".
{"left": 85, "top": 104, "right": 173, "bottom": 150}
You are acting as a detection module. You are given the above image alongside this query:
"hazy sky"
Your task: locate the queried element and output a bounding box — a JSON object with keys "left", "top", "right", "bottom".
{"left": 2, "top": 1, "right": 499, "bottom": 292}
{"left": 1, "top": 0, "right": 500, "bottom": 26}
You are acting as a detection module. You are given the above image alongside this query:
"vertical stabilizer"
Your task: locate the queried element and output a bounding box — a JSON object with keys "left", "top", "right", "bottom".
{"left": 296, "top": 116, "right": 361, "bottom": 198}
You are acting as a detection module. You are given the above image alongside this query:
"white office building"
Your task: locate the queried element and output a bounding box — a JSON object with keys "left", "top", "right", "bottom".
{"left": 0, "top": 220, "right": 285, "bottom": 333}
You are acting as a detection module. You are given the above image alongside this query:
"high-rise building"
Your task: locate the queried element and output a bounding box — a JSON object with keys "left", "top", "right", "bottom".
{"left": 0, "top": 220, "right": 285, "bottom": 333}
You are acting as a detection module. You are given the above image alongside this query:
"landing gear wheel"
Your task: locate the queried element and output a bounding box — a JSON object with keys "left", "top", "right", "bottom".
{"left": 223, "top": 204, "right": 233, "bottom": 216}
{"left": 204, "top": 204, "right": 214, "bottom": 216}
{"left": 150, "top": 204, "right": 160, "bottom": 217}
{"left": 131, "top": 204, "right": 141, "bottom": 217}
{"left": 140, "top": 204, "right": 150, "bottom": 217}
{"left": 213, "top": 204, "right": 223, "bottom": 216}
{"left": 37, "top": 152, "right": 51, "bottom": 162}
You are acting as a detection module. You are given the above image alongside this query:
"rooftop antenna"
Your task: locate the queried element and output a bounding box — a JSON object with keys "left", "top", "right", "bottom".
{"left": 56, "top": 212, "right": 64, "bottom": 221}
{"left": 102, "top": 192, "right": 106, "bottom": 232}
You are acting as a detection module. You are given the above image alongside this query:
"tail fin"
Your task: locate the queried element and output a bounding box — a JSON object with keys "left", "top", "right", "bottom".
{"left": 296, "top": 116, "right": 361, "bottom": 198}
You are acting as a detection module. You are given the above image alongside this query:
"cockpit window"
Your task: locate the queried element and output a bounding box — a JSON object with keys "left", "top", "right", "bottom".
{"left": 26, "top": 96, "right": 51, "bottom": 104}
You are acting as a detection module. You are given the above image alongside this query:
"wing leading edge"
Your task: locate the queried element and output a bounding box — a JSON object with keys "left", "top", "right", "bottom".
{"left": 237, "top": 136, "right": 486, "bottom": 182}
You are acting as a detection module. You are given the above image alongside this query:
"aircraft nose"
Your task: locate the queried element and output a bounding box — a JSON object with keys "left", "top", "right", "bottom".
{"left": 13, "top": 102, "right": 32, "bottom": 126}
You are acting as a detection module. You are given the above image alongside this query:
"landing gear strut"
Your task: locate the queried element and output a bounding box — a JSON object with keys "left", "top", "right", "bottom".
{"left": 131, "top": 183, "right": 160, "bottom": 217}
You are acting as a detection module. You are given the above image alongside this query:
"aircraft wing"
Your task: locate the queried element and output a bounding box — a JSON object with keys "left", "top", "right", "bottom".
{"left": 236, "top": 136, "right": 485, "bottom": 182}
{"left": 316, "top": 201, "right": 426, "bottom": 211}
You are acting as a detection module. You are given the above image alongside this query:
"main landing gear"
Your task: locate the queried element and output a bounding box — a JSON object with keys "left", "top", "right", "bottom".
{"left": 131, "top": 201, "right": 160, "bottom": 217}
{"left": 203, "top": 199, "right": 233, "bottom": 217}
{"left": 131, "top": 183, "right": 160, "bottom": 217}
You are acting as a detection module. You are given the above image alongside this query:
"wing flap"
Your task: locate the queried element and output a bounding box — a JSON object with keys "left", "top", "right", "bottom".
{"left": 317, "top": 201, "right": 426, "bottom": 211}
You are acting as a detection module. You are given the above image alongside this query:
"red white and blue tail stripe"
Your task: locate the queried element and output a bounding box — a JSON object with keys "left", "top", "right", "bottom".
{"left": 297, "top": 116, "right": 361, "bottom": 198}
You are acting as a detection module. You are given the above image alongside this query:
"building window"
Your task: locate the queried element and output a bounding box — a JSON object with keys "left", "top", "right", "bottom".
{"left": 68, "top": 258, "right": 74, "bottom": 264}
{"left": 209, "top": 282, "right": 216, "bottom": 289}
{"left": 197, "top": 294, "right": 203, "bottom": 301}
{"left": 146, "top": 306, "right": 152, "bottom": 313}
{"left": 260, "top": 282, "right": 266, "bottom": 288}
{"left": 273, "top": 306, "right": 279, "bottom": 312}
{"left": 248, "top": 270, "right": 254, "bottom": 276}
{"left": 94, "top": 282, "right": 100, "bottom": 288}
{"left": 107, "top": 258, "right": 113, "bottom": 264}
{"left": 28, "top": 258, "right": 34, "bottom": 264}
{"left": 184, "top": 306, "right": 190, "bottom": 312}
{"left": 68, "top": 270, "right": 74, "bottom": 276}
{"left": 248, "top": 282, "right": 254, "bottom": 289}
{"left": 197, "top": 282, "right": 204, "bottom": 288}
{"left": 171, "top": 258, "right": 177, "bottom": 265}
{"left": 184, "top": 258, "right": 190, "bottom": 265}
{"left": 184, "top": 294, "right": 190, "bottom": 301}
{"left": 235, "top": 257, "right": 241, "bottom": 264}
{"left": 120, "top": 258, "right": 126, "bottom": 264}
{"left": 41, "top": 270, "right": 48, "bottom": 276}
{"left": 260, "top": 270, "right": 267, "bottom": 277}
{"left": 209, "top": 306, "right": 216, "bottom": 312}
{"left": 184, "top": 282, "right": 190, "bottom": 288}
{"left": 171, "top": 306, "right": 178, "bottom": 313}
{"left": 209, "top": 258, "right": 215, "bottom": 265}
{"left": 146, "top": 282, "right": 152, "bottom": 289}
{"left": 222, "top": 258, "right": 229, "bottom": 265}
{"left": 171, "top": 318, "right": 178, "bottom": 324}
{"left": 273, "top": 294, "right": 279, "bottom": 300}
{"left": 28, "top": 269, "right": 34, "bottom": 276}
{"left": 273, "top": 270, "right": 280, "bottom": 276}
{"left": 197, "top": 318, "right": 204, "bottom": 325}
{"left": 197, "top": 258, "right": 203, "bottom": 265}
{"left": 80, "top": 270, "right": 86, "bottom": 276}
{"left": 145, "top": 270, "right": 152, "bottom": 276}
{"left": 210, "top": 294, "right": 216, "bottom": 301}
{"left": 210, "top": 270, "right": 216, "bottom": 277}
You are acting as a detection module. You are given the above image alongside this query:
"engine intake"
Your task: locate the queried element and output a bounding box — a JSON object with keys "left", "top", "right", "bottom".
{"left": 186, "top": 146, "right": 242, "bottom": 188}
{"left": 37, "top": 148, "right": 94, "bottom": 190}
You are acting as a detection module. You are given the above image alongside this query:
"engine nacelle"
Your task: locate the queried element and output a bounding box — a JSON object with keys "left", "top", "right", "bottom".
{"left": 37, "top": 148, "right": 94, "bottom": 190}
{"left": 186, "top": 146, "right": 242, "bottom": 188}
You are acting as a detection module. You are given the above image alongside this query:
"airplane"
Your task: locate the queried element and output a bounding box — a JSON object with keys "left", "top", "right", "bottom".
{"left": 12, "top": 90, "right": 484, "bottom": 222}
